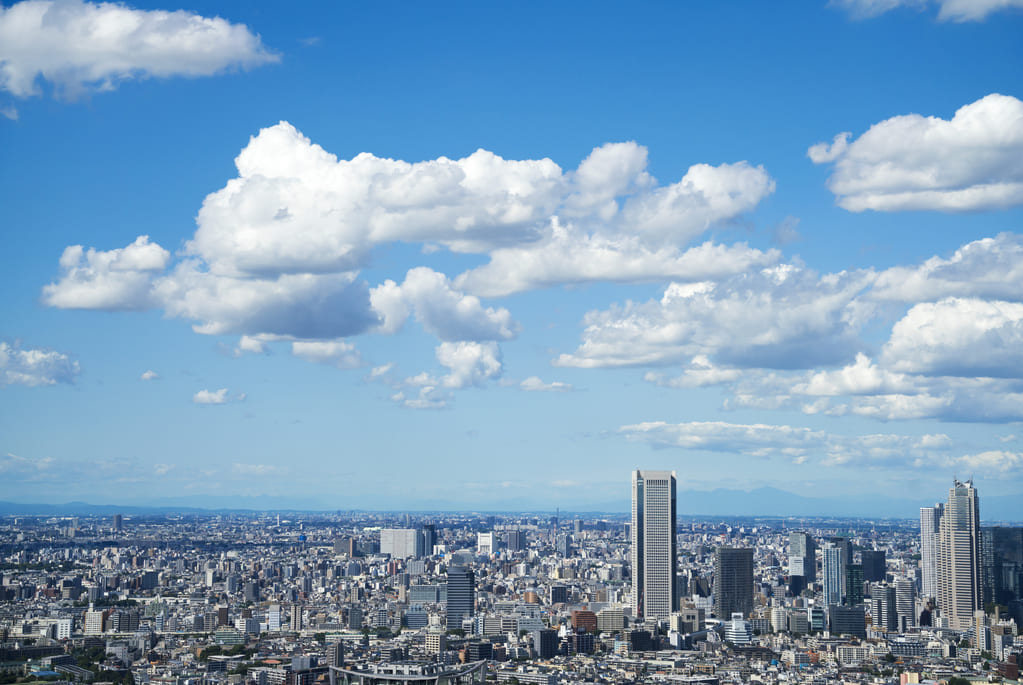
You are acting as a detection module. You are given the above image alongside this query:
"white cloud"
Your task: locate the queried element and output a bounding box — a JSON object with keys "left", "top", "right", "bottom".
{"left": 520, "top": 376, "right": 573, "bottom": 392}
{"left": 153, "top": 261, "right": 378, "bottom": 338}
{"left": 556, "top": 265, "right": 875, "bottom": 369}
{"left": 455, "top": 221, "right": 780, "bottom": 297}
{"left": 619, "top": 420, "right": 959, "bottom": 469}
{"left": 944, "top": 450, "right": 1023, "bottom": 474}
{"left": 435, "top": 341, "right": 502, "bottom": 389}
{"left": 370, "top": 267, "right": 518, "bottom": 340}
{"left": 291, "top": 340, "right": 362, "bottom": 369}
{"left": 644, "top": 355, "right": 743, "bottom": 388}
{"left": 0, "top": 0, "right": 278, "bottom": 99}
{"left": 153, "top": 463, "right": 174, "bottom": 475}
{"left": 810, "top": 94, "right": 1023, "bottom": 212}
{"left": 871, "top": 233, "right": 1023, "bottom": 303}
{"left": 0, "top": 341, "right": 80, "bottom": 386}
{"left": 140, "top": 369, "right": 159, "bottom": 381}
{"left": 232, "top": 462, "right": 286, "bottom": 476}
{"left": 42, "top": 235, "right": 169, "bottom": 310}
{"left": 882, "top": 297, "right": 1023, "bottom": 377}
{"left": 833, "top": 0, "right": 1023, "bottom": 21}
{"left": 792, "top": 353, "right": 914, "bottom": 396}
{"left": 394, "top": 385, "right": 449, "bottom": 410}
{"left": 0, "top": 104, "right": 17, "bottom": 120}
{"left": 192, "top": 388, "right": 244, "bottom": 405}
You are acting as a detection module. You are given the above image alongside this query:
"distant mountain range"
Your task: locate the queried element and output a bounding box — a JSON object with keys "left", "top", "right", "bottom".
{"left": 0, "top": 486, "right": 1019, "bottom": 523}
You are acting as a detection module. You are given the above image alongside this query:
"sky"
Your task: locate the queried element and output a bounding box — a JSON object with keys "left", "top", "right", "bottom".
{"left": 1, "top": 0, "right": 1023, "bottom": 513}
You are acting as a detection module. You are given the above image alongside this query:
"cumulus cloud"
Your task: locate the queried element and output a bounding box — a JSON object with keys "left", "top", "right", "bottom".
{"left": 436, "top": 341, "right": 502, "bottom": 389}
{"left": 0, "top": 0, "right": 278, "bottom": 99}
{"left": 872, "top": 233, "right": 1023, "bottom": 303}
{"left": 619, "top": 420, "right": 961, "bottom": 469}
{"left": 192, "top": 388, "right": 244, "bottom": 405}
{"left": 140, "top": 369, "right": 159, "bottom": 381}
{"left": 370, "top": 267, "right": 518, "bottom": 340}
{"left": 42, "top": 235, "right": 169, "bottom": 310}
{"left": 291, "top": 340, "right": 362, "bottom": 369}
{"left": 810, "top": 94, "right": 1023, "bottom": 212}
{"left": 833, "top": 0, "right": 1023, "bottom": 20}
{"left": 644, "top": 355, "right": 743, "bottom": 389}
{"left": 945, "top": 450, "right": 1023, "bottom": 474}
{"left": 456, "top": 221, "right": 780, "bottom": 297}
{"left": 0, "top": 341, "right": 80, "bottom": 386}
{"left": 881, "top": 298, "right": 1023, "bottom": 377}
{"left": 520, "top": 376, "right": 573, "bottom": 392}
{"left": 153, "top": 262, "right": 378, "bottom": 338}
{"left": 556, "top": 265, "right": 875, "bottom": 369}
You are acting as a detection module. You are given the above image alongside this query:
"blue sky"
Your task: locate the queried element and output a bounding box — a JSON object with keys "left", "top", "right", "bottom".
{"left": 2, "top": 0, "right": 1022, "bottom": 511}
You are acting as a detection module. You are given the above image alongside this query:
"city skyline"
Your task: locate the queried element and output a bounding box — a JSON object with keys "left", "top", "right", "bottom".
{"left": 2, "top": 2, "right": 1023, "bottom": 508}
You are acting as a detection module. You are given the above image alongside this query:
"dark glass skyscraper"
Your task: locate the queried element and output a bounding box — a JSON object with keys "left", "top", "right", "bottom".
{"left": 445, "top": 565, "right": 475, "bottom": 629}
{"left": 714, "top": 547, "right": 753, "bottom": 619}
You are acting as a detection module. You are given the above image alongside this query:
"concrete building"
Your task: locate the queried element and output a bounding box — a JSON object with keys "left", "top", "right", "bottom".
{"left": 630, "top": 469, "right": 677, "bottom": 621}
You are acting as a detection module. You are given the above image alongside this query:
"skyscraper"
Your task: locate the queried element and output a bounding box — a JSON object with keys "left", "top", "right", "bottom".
{"left": 938, "top": 479, "right": 981, "bottom": 631}
{"left": 823, "top": 545, "right": 843, "bottom": 607}
{"left": 631, "top": 469, "right": 678, "bottom": 621}
{"left": 920, "top": 504, "right": 943, "bottom": 599}
{"left": 446, "top": 565, "right": 475, "bottom": 629}
{"left": 714, "top": 547, "right": 753, "bottom": 619}
{"left": 789, "top": 531, "right": 817, "bottom": 584}
{"left": 860, "top": 550, "right": 886, "bottom": 583}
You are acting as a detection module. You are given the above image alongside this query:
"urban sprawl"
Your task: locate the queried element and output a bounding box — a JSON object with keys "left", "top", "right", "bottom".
{"left": 1, "top": 474, "right": 1021, "bottom": 685}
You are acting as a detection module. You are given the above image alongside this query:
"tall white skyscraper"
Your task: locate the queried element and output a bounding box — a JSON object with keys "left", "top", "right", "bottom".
{"left": 938, "top": 479, "right": 981, "bottom": 631}
{"left": 822, "top": 545, "right": 843, "bottom": 606}
{"left": 920, "top": 503, "right": 943, "bottom": 599}
{"left": 631, "top": 469, "right": 677, "bottom": 621}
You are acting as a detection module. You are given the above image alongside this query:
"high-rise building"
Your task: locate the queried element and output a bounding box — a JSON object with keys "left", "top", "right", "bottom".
{"left": 420, "top": 524, "right": 436, "bottom": 557}
{"left": 789, "top": 532, "right": 817, "bottom": 583}
{"left": 938, "top": 479, "right": 981, "bottom": 631}
{"left": 380, "top": 529, "right": 422, "bottom": 559}
{"left": 845, "top": 564, "right": 864, "bottom": 605}
{"left": 829, "top": 537, "right": 851, "bottom": 595}
{"left": 714, "top": 547, "right": 753, "bottom": 619}
{"left": 503, "top": 529, "right": 524, "bottom": 552}
{"left": 981, "top": 526, "right": 1023, "bottom": 606}
{"left": 895, "top": 577, "right": 915, "bottom": 630}
{"left": 477, "top": 532, "right": 494, "bottom": 555}
{"left": 920, "top": 504, "right": 943, "bottom": 599}
{"left": 112, "top": 514, "right": 123, "bottom": 532}
{"left": 823, "top": 546, "right": 843, "bottom": 607}
{"left": 631, "top": 469, "right": 678, "bottom": 621}
{"left": 860, "top": 550, "right": 886, "bottom": 583}
{"left": 446, "top": 565, "right": 475, "bottom": 629}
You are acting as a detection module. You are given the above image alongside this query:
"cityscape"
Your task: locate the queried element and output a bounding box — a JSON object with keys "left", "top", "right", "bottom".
{"left": 1, "top": 472, "right": 1021, "bottom": 685}
{"left": 2, "top": 2, "right": 1023, "bottom": 685}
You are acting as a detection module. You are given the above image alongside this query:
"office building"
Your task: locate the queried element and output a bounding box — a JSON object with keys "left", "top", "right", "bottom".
{"left": 477, "top": 532, "right": 494, "bottom": 555}
{"left": 503, "top": 529, "right": 524, "bottom": 552}
{"left": 823, "top": 546, "right": 843, "bottom": 607}
{"left": 845, "top": 564, "right": 864, "bottom": 605}
{"left": 870, "top": 584, "right": 897, "bottom": 632}
{"left": 789, "top": 531, "right": 817, "bottom": 583}
{"left": 112, "top": 514, "right": 123, "bottom": 532}
{"left": 896, "top": 577, "right": 915, "bottom": 630}
{"left": 714, "top": 547, "right": 754, "bottom": 619}
{"left": 419, "top": 524, "right": 436, "bottom": 557}
{"left": 631, "top": 469, "right": 678, "bottom": 620}
{"left": 828, "top": 605, "right": 866, "bottom": 638}
{"left": 938, "top": 479, "right": 981, "bottom": 631}
{"left": 920, "top": 504, "right": 943, "bottom": 598}
{"left": 861, "top": 550, "right": 886, "bottom": 583}
{"left": 380, "top": 529, "right": 422, "bottom": 559}
{"left": 446, "top": 565, "right": 475, "bottom": 629}
{"left": 981, "top": 526, "right": 1023, "bottom": 606}
{"left": 829, "top": 537, "right": 851, "bottom": 594}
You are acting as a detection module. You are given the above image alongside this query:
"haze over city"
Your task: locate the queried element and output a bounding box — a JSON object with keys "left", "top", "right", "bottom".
{"left": 2, "top": 1, "right": 1023, "bottom": 513}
